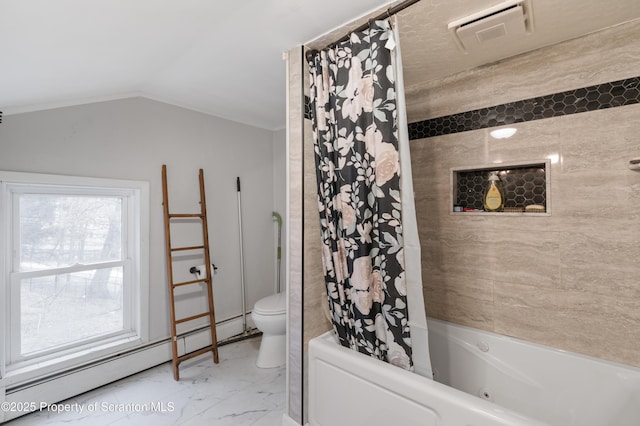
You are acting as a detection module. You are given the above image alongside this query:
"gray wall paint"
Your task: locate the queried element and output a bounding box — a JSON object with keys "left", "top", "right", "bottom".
{"left": 0, "top": 97, "right": 280, "bottom": 341}
{"left": 272, "top": 128, "right": 287, "bottom": 293}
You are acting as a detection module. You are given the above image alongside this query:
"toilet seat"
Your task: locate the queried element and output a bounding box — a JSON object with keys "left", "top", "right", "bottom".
{"left": 253, "top": 292, "right": 286, "bottom": 316}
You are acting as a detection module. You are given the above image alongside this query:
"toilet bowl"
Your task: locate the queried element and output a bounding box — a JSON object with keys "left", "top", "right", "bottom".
{"left": 251, "top": 292, "right": 286, "bottom": 368}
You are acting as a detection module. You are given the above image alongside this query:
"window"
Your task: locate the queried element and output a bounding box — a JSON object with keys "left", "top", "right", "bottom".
{"left": 1, "top": 172, "right": 149, "bottom": 376}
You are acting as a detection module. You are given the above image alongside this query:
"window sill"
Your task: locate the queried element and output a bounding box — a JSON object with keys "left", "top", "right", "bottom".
{"left": 3, "top": 333, "right": 143, "bottom": 389}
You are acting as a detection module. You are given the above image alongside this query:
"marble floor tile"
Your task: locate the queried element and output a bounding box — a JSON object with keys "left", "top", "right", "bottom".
{"left": 4, "top": 336, "right": 285, "bottom": 426}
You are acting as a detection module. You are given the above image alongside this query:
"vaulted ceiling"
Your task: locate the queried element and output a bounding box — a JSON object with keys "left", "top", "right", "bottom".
{"left": 2, "top": 0, "right": 639, "bottom": 130}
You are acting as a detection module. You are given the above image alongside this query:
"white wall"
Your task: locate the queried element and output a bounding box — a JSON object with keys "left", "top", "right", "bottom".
{"left": 272, "top": 128, "right": 287, "bottom": 293}
{"left": 0, "top": 97, "right": 277, "bottom": 342}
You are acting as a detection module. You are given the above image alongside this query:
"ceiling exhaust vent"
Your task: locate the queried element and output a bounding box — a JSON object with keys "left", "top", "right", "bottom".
{"left": 448, "top": 0, "right": 534, "bottom": 53}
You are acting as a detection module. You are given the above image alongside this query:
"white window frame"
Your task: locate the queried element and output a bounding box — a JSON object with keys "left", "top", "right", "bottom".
{"left": 0, "top": 171, "right": 149, "bottom": 385}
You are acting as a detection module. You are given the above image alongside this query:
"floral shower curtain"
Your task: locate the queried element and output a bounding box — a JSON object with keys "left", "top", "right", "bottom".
{"left": 308, "top": 19, "right": 413, "bottom": 369}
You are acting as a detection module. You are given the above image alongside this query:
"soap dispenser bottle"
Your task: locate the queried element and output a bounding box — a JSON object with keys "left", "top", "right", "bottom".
{"left": 484, "top": 171, "right": 505, "bottom": 212}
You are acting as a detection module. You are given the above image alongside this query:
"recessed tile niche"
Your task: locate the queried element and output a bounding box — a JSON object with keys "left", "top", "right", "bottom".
{"left": 451, "top": 161, "right": 550, "bottom": 215}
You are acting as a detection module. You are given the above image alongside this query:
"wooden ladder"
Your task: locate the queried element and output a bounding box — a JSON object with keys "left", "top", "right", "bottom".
{"left": 161, "top": 164, "right": 219, "bottom": 380}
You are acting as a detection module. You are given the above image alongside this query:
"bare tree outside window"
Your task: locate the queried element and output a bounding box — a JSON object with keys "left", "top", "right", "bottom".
{"left": 19, "top": 194, "right": 125, "bottom": 355}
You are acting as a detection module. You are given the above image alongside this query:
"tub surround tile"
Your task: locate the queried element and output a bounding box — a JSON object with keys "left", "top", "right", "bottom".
{"left": 410, "top": 130, "right": 487, "bottom": 169}
{"left": 494, "top": 289, "right": 640, "bottom": 366}
{"left": 425, "top": 286, "right": 494, "bottom": 332}
{"left": 421, "top": 223, "right": 561, "bottom": 289}
{"left": 554, "top": 171, "right": 640, "bottom": 220}
{"left": 560, "top": 264, "right": 640, "bottom": 299}
{"left": 492, "top": 304, "right": 588, "bottom": 356}
{"left": 491, "top": 281, "right": 640, "bottom": 319}
{"left": 420, "top": 209, "right": 639, "bottom": 238}
{"left": 408, "top": 77, "right": 640, "bottom": 139}
{"left": 489, "top": 236, "right": 561, "bottom": 289}
{"left": 409, "top": 20, "right": 640, "bottom": 369}
{"left": 404, "top": 20, "right": 640, "bottom": 124}
{"left": 303, "top": 119, "right": 332, "bottom": 351}
{"left": 558, "top": 113, "right": 640, "bottom": 174}
{"left": 423, "top": 271, "right": 493, "bottom": 304}
{"left": 424, "top": 272, "right": 494, "bottom": 331}
{"left": 558, "top": 229, "right": 640, "bottom": 272}
{"left": 413, "top": 190, "right": 455, "bottom": 221}
{"left": 423, "top": 237, "right": 498, "bottom": 281}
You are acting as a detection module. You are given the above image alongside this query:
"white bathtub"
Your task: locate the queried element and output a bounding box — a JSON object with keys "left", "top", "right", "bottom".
{"left": 308, "top": 318, "right": 640, "bottom": 426}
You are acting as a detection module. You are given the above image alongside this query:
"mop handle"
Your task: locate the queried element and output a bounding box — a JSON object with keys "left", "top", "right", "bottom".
{"left": 237, "top": 177, "right": 247, "bottom": 332}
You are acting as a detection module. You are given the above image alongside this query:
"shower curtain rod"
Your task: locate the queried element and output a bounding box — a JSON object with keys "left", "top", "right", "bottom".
{"left": 306, "top": 0, "right": 422, "bottom": 60}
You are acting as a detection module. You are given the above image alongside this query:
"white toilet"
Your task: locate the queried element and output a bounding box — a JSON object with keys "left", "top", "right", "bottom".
{"left": 252, "top": 292, "right": 286, "bottom": 368}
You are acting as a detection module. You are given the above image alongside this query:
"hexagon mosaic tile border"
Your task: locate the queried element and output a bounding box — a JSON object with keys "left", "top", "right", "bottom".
{"left": 408, "top": 76, "right": 640, "bottom": 140}
{"left": 304, "top": 76, "right": 640, "bottom": 140}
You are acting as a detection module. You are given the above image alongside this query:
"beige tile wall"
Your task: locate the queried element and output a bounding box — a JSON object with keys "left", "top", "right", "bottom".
{"left": 403, "top": 20, "right": 640, "bottom": 124}
{"left": 409, "top": 21, "right": 640, "bottom": 367}
{"left": 303, "top": 120, "right": 333, "bottom": 347}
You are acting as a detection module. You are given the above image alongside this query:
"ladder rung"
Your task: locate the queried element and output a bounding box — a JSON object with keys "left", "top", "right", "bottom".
{"left": 171, "top": 245, "right": 205, "bottom": 252}
{"left": 177, "top": 345, "right": 217, "bottom": 365}
{"left": 162, "top": 165, "right": 219, "bottom": 380}
{"left": 173, "top": 278, "right": 208, "bottom": 287}
{"left": 176, "top": 312, "right": 211, "bottom": 324}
